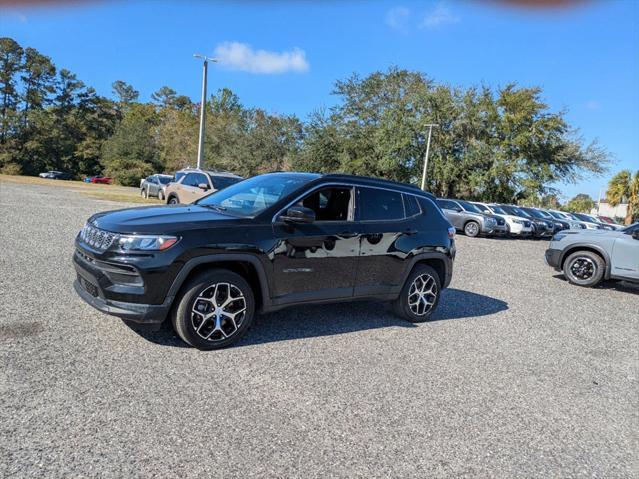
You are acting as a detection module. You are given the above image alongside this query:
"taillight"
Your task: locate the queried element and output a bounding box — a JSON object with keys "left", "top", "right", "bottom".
{"left": 448, "top": 227, "right": 455, "bottom": 239}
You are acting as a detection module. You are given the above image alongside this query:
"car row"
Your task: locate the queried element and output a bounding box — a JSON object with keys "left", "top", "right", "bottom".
{"left": 436, "top": 197, "right": 623, "bottom": 238}
{"left": 140, "top": 168, "right": 243, "bottom": 203}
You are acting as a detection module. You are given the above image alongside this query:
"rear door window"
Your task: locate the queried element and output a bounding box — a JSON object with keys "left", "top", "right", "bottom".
{"left": 358, "top": 188, "right": 404, "bottom": 221}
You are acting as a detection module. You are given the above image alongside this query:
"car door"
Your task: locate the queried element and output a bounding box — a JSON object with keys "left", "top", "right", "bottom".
{"left": 180, "top": 173, "right": 203, "bottom": 203}
{"left": 148, "top": 176, "right": 159, "bottom": 196}
{"left": 355, "top": 188, "right": 415, "bottom": 296}
{"left": 437, "top": 199, "right": 464, "bottom": 229}
{"left": 611, "top": 226, "right": 639, "bottom": 280}
{"left": 271, "top": 185, "right": 361, "bottom": 304}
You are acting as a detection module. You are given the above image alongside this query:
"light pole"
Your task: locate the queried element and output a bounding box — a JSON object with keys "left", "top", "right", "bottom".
{"left": 420, "top": 124, "right": 437, "bottom": 191}
{"left": 193, "top": 54, "right": 218, "bottom": 169}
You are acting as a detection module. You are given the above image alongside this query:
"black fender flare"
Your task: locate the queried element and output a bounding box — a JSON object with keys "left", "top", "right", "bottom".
{"left": 166, "top": 254, "right": 271, "bottom": 311}
{"left": 397, "top": 251, "right": 453, "bottom": 290}
{"left": 559, "top": 243, "right": 612, "bottom": 279}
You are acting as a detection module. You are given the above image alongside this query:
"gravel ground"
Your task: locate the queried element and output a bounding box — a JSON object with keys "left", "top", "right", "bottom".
{"left": 1, "top": 180, "right": 637, "bottom": 478}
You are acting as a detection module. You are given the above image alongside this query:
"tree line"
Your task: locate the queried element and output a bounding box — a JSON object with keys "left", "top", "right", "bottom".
{"left": 1, "top": 36, "right": 614, "bottom": 206}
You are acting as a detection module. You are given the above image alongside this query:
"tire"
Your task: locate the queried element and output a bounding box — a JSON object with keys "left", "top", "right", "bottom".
{"left": 142, "top": 188, "right": 149, "bottom": 199}
{"left": 158, "top": 190, "right": 165, "bottom": 201}
{"left": 464, "top": 221, "right": 480, "bottom": 238}
{"left": 563, "top": 251, "right": 605, "bottom": 287}
{"left": 392, "top": 264, "right": 442, "bottom": 323}
{"left": 172, "top": 269, "right": 256, "bottom": 350}
{"left": 168, "top": 196, "right": 179, "bottom": 205}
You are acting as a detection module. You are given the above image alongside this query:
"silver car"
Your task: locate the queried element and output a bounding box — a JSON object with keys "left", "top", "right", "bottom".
{"left": 141, "top": 174, "right": 173, "bottom": 199}
{"left": 545, "top": 223, "right": 639, "bottom": 287}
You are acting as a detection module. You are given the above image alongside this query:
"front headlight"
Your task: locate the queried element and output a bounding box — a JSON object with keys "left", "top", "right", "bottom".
{"left": 117, "top": 234, "right": 179, "bottom": 251}
{"left": 552, "top": 234, "right": 567, "bottom": 241}
{"left": 513, "top": 219, "right": 523, "bottom": 225}
{"left": 486, "top": 218, "right": 496, "bottom": 225}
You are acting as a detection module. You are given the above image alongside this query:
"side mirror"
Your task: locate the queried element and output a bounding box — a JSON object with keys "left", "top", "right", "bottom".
{"left": 198, "top": 183, "right": 210, "bottom": 191}
{"left": 281, "top": 206, "right": 315, "bottom": 224}
{"left": 483, "top": 210, "right": 491, "bottom": 214}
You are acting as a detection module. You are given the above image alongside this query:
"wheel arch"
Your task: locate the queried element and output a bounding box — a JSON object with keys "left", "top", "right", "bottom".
{"left": 560, "top": 244, "right": 611, "bottom": 279}
{"left": 167, "top": 254, "right": 271, "bottom": 313}
{"left": 400, "top": 252, "right": 453, "bottom": 290}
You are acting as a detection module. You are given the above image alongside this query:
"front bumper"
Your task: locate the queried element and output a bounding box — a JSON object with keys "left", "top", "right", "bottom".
{"left": 74, "top": 279, "right": 171, "bottom": 323}
{"left": 544, "top": 248, "right": 562, "bottom": 270}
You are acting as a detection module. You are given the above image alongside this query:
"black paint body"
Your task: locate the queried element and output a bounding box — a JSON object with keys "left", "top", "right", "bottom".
{"left": 73, "top": 173, "right": 456, "bottom": 324}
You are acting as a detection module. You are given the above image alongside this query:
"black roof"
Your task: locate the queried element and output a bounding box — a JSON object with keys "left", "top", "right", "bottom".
{"left": 319, "top": 173, "right": 433, "bottom": 198}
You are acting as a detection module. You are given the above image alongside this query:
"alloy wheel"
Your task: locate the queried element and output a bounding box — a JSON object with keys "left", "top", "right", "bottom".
{"left": 465, "top": 222, "right": 479, "bottom": 236}
{"left": 191, "top": 282, "right": 247, "bottom": 342}
{"left": 570, "top": 257, "right": 596, "bottom": 280}
{"left": 408, "top": 273, "right": 438, "bottom": 316}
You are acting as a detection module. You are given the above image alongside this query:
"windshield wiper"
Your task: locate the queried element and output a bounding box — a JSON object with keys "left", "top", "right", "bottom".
{"left": 203, "top": 204, "right": 227, "bottom": 212}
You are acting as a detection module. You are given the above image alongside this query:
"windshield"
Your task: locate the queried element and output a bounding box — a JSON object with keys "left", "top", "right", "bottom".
{"left": 488, "top": 204, "right": 506, "bottom": 215}
{"left": 197, "top": 173, "right": 319, "bottom": 217}
{"left": 212, "top": 176, "right": 242, "bottom": 190}
{"left": 535, "top": 209, "right": 553, "bottom": 219}
{"left": 458, "top": 200, "right": 483, "bottom": 214}
{"left": 522, "top": 208, "right": 544, "bottom": 219}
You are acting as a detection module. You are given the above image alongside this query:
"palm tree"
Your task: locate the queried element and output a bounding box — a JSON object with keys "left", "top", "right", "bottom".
{"left": 606, "top": 170, "right": 639, "bottom": 225}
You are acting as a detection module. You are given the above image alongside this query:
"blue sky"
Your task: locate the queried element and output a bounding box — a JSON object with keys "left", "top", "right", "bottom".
{"left": 2, "top": 0, "right": 637, "bottom": 199}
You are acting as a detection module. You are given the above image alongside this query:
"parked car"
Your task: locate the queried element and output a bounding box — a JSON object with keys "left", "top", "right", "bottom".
{"left": 549, "top": 210, "right": 602, "bottom": 230}
{"left": 496, "top": 204, "right": 553, "bottom": 238}
{"left": 472, "top": 202, "right": 533, "bottom": 237}
{"left": 520, "top": 207, "right": 570, "bottom": 234}
{"left": 516, "top": 206, "right": 562, "bottom": 236}
{"left": 39, "top": 170, "right": 72, "bottom": 180}
{"left": 436, "top": 198, "right": 506, "bottom": 237}
{"left": 543, "top": 209, "right": 587, "bottom": 230}
{"left": 571, "top": 213, "right": 620, "bottom": 231}
{"left": 165, "top": 169, "right": 243, "bottom": 205}
{"left": 89, "top": 176, "right": 113, "bottom": 184}
{"left": 73, "top": 172, "right": 456, "bottom": 349}
{"left": 545, "top": 223, "right": 639, "bottom": 287}
{"left": 140, "top": 174, "right": 173, "bottom": 199}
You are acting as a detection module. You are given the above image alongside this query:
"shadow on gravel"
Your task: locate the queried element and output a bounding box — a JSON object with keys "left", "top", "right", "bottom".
{"left": 124, "top": 288, "right": 508, "bottom": 348}
{"left": 552, "top": 274, "right": 639, "bottom": 294}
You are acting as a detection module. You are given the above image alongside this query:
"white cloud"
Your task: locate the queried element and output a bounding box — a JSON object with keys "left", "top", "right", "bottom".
{"left": 585, "top": 100, "right": 600, "bottom": 110}
{"left": 386, "top": 6, "right": 411, "bottom": 31}
{"left": 214, "top": 42, "right": 309, "bottom": 74}
{"left": 421, "top": 3, "right": 460, "bottom": 28}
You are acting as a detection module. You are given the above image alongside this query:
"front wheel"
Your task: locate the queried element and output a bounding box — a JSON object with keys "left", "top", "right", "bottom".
{"left": 464, "top": 221, "right": 480, "bottom": 237}
{"left": 158, "top": 190, "right": 165, "bottom": 201}
{"left": 563, "top": 251, "right": 605, "bottom": 287}
{"left": 392, "top": 264, "right": 442, "bottom": 323}
{"left": 168, "top": 196, "right": 179, "bottom": 205}
{"left": 172, "top": 269, "right": 255, "bottom": 350}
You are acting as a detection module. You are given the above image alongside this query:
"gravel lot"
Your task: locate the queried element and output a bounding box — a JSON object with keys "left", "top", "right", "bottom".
{"left": 1, "top": 180, "right": 637, "bottom": 478}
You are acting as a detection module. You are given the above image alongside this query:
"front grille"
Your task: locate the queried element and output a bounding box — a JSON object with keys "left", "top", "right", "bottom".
{"left": 523, "top": 221, "right": 531, "bottom": 227}
{"left": 80, "top": 223, "right": 117, "bottom": 252}
{"left": 496, "top": 218, "right": 505, "bottom": 226}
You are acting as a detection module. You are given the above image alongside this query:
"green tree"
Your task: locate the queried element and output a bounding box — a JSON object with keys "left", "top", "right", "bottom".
{"left": 0, "top": 37, "right": 23, "bottom": 144}
{"left": 564, "top": 193, "right": 594, "bottom": 213}
{"left": 606, "top": 170, "right": 639, "bottom": 224}
{"left": 21, "top": 47, "right": 56, "bottom": 119}
{"left": 112, "top": 80, "right": 139, "bottom": 104}
{"left": 101, "top": 103, "right": 160, "bottom": 185}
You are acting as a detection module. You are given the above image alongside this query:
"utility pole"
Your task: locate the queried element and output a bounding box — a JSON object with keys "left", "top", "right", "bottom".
{"left": 420, "top": 124, "right": 437, "bottom": 191}
{"left": 193, "top": 54, "right": 218, "bottom": 169}
{"left": 597, "top": 187, "right": 603, "bottom": 214}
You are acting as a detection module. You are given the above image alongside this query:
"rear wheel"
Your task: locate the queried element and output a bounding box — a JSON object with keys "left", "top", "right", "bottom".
{"left": 464, "top": 221, "right": 480, "bottom": 237}
{"left": 563, "top": 251, "right": 605, "bottom": 287}
{"left": 393, "top": 264, "right": 441, "bottom": 323}
{"left": 172, "top": 269, "right": 255, "bottom": 350}
{"left": 158, "top": 190, "right": 165, "bottom": 201}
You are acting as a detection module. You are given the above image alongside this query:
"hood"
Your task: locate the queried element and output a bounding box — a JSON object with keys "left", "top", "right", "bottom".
{"left": 555, "top": 229, "right": 624, "bottom": 239}
{"left": 89, "top": 204, "right": 246, "bottom": 235}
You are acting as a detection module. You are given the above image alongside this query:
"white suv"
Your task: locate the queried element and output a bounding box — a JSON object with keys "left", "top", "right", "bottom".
{"left": 472, "top": 202, "right": 533, "bottom": 237}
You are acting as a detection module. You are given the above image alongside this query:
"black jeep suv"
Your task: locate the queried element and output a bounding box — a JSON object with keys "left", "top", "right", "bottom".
{"left": 73, "top": 173, "right": 456, "bottom": 349}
